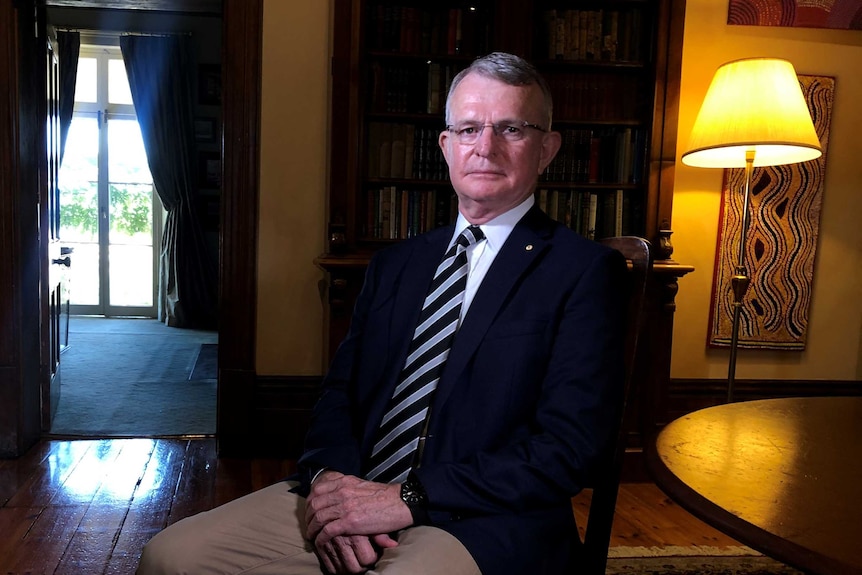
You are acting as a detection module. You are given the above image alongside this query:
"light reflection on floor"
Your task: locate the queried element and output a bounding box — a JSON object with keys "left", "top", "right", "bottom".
{"left": 49, "top": 439, "right": 162, "bottom": 502}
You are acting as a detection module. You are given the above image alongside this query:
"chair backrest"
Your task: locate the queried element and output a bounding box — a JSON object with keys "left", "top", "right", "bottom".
{"left": 574, "top": 236, "right": 652, "bottom": 575}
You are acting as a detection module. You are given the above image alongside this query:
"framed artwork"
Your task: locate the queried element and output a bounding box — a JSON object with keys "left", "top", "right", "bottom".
{"left": 198, "top": 64, "right": 222, "bottom": 106}
{"left": 194, "top": 117, "right": 217, "bottom": 143}
{"left": 727, "top": 0, "right": 862, "bottom": 29}
{"left": 198, "top": 152, "right": 221, "bottom": 188}
{"left": 707, "top": 75, "right": 835, "bottom": 350}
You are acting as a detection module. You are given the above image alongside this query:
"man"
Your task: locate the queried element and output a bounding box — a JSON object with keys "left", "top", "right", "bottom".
{"left": 137, "top": 51, "right": 627, "bottom": 575}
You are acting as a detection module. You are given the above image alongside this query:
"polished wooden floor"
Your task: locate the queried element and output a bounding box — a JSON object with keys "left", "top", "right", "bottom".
{"left": 0, "top": 438, "right": 740, "bottom": 574}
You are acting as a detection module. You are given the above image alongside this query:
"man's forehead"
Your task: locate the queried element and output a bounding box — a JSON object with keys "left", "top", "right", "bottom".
{"left": 450, "top": 75, "right": 538, "bottom": 112}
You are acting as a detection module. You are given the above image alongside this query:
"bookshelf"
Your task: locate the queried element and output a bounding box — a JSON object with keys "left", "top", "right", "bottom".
{"left": 318, "top": 0, "right": 693, "bottom": 478}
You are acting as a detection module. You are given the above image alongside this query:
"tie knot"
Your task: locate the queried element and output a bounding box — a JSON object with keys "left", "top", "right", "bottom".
{"left": 457, "top": 225, "right": 484, "bottom": 248}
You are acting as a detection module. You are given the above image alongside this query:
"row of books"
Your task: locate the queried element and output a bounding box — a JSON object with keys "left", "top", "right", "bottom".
{"left": 368, "top": 61, "right": 460, "bottom": 115}
{"left": 364, "top": 186, "right": 457, "bottom": 240}
{"left": 366, "top": 5, "right": 491, "bottom": 56}
{"left": 369, "top": 66, "right": 643, "bottom": 120}
{"left": 537, "top": 188, "right": 641, "bottom": 240}
{"left": 362, "top": 185, "right": 641, "bottom": 242}
{"left": 545, "top": 72, "right": 643, "bottom": 122}
{"left": 367, "top": 122, "right": 449, "bottom": 181}
{"left": 543, "top": 127, "right": 646, "bottom": 185}
{"left": 540, "top": 8, "right": 646, "bottom": 62}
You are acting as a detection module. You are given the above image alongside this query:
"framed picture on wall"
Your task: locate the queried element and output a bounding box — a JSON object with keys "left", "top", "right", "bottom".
{"left": 198, "top": 64, "right": 222, "bottom": 106}
{"left": 198, "top": 151, "right": 221, "bottom": 188}
{"left": 727, "top": 0, "right": 862, "bottom": 29}
{"left": 194, "top": 117, "right": 217, "bottom": 143}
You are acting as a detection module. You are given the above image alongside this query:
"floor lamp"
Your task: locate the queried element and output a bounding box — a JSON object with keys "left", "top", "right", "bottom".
{"left": 681, "top": 58, "right": 822, "bottom": 403}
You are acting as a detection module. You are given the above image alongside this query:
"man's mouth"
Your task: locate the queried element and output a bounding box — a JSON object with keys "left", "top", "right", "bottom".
{"left": 466, "top": 169, "right": 504, "bottom": 177}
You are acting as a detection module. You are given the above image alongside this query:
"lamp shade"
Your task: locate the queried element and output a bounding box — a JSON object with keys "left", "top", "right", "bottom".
{"left": 682, "top": 58, "right": 822, "bottom": 168}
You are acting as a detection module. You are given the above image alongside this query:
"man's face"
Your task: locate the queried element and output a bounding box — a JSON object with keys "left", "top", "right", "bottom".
{"left": 439, "top": 73, "right": 561, "bottom": 222}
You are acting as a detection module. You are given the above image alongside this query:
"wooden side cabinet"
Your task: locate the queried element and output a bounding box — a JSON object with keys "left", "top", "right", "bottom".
{"left": 318, "top": 0, "right": 692, "bottom": 477}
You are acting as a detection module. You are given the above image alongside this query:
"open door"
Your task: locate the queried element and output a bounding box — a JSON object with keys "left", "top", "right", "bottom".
{"left": 41, "top": 29, "right": 64, "bottom": 430}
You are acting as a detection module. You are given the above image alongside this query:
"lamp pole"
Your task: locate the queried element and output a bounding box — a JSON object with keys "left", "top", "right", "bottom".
{"left": 726, "top": 149, "right": 755, "bottom": 403}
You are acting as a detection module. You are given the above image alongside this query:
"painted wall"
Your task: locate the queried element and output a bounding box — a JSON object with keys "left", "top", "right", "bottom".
{"left": 256, "top": 0, "right": 330, "bottom": 375}
{"left": 670, "top": 0, "right": 862, "bottom": 381}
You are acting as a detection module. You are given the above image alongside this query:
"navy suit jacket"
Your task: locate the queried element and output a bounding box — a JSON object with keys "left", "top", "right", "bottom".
{"left": 298, "top": 206, "right": 628, "bottom": 574}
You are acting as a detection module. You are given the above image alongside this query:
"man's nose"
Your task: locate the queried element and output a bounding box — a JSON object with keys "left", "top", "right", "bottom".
{"left": 473, "top": 125, "right": 499, "bottom": 156}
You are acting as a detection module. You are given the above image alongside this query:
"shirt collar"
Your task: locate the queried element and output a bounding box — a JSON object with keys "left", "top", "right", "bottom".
{"left": 452, "top": 195, "right": 534, "bottom": 251}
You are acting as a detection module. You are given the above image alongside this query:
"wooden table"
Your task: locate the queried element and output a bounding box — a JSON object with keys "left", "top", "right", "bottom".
{"left": 647, "top": 397, "right": 862, "bottom": 575}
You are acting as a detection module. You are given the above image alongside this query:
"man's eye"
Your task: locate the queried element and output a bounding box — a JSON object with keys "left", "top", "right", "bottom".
{"left": 502, "top": 125, "right": 521, "bottom": 135}
{"left": 459, "top": 126, "right": 478, "bottom": 135}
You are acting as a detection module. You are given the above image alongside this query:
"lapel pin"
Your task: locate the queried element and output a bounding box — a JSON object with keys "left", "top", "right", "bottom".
{"left": 525, "top": 244, "right": 534, "bottom": 251}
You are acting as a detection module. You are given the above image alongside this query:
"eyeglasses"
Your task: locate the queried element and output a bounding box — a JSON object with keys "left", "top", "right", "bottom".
{"left": 446, "top": 121, "right": 547, "bottom": 144}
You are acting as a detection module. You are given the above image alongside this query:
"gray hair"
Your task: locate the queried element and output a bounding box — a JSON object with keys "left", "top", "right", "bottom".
{"left": 445, "top": 52, "right": 554, "bottom": 129}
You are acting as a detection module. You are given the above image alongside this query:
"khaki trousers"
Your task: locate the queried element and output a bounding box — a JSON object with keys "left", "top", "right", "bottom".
{"left": 136, "top": 481, "right": 481, "bottom": 575}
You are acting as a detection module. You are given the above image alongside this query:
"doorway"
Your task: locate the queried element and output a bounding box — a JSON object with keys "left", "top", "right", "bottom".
{"left": 46, "top": 5, "right": 223, "bottom": 437}
{"left": 0, "top": 0, "right": 258, "bottom": 457}
{"left": 60, "top": 43, "right": 160, "bottom": 318}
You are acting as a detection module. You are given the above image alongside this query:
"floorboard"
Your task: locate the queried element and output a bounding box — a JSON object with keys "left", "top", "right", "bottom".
{"left": 0, "top": 438, "right": 742, "bottom": 574}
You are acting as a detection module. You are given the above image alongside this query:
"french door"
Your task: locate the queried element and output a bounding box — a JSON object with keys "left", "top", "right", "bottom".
{"left": 59, "top": 44, "right": 160, "bottom": 317}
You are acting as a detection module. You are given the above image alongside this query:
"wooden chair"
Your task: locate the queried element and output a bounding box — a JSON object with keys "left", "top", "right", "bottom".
{"left": 571, "top": 236, "right": 653, "bottom": 574}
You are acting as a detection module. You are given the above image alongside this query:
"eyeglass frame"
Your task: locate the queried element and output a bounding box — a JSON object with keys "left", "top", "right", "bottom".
{"left": 445, "top": 121, "right": 548, "bottom": 144}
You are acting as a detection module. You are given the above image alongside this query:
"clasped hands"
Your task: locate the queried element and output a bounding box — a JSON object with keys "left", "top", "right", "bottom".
{"left": 305, "top": 470, "right": 414, "bottom": 574}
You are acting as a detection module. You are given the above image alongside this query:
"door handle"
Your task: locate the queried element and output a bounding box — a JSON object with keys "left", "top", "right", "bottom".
{"left": 52, "top": 256, "right": 71, "bottom": 267}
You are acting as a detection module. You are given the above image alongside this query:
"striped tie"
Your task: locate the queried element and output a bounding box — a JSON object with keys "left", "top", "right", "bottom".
{"left": 366, "top": 225, "right": 485, "bottom": 483}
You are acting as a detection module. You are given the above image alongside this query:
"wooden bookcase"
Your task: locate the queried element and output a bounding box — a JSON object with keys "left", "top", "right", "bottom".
{"left": 318, "top": 0, "right": 693, "bottom": 478}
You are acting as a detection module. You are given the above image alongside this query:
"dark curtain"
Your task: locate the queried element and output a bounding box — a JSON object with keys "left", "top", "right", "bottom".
{"left": 120, "top": 35, "right": 217, "bottom": 329}
{"left": 57, "top": 30, "right": 79, "bottom": 166}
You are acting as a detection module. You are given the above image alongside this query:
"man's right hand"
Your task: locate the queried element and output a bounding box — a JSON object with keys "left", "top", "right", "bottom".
{"left": 316, "top": 534, "right": 371, "bottom": 574}
{"left": 308, "top": 471, "right": 399, "bottom": 573}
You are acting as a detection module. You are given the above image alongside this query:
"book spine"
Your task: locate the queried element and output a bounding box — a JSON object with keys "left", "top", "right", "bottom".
{"left": 615, "top": 189, "right": 624, "bottom": 237}
{"left": 390, "top": 124, "right": 406, "bottom": 179}
{"left": 587, "top": 192, "right": 598, "bottom": 240}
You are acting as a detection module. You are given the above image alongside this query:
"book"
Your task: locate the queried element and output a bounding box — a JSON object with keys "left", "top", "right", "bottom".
{"left": 390, "top": 124, "right": 406, "bottom": 179}
{"left": 378, "top": 123, "right": 392, "bottom": 178}
{"left": 404, "top": 125, "right": 415, "bottom": 179}
{"left": 587, "top": 192, "right": 598, "bottom": 240}
{"left": 615, "top": 189, "right": 624, "bottom": 237}
{"left": 427, "top": 62, "right": 441, "bottom": 114}
{"left": 367, "top": 122, "right": 382, "bottom": 178}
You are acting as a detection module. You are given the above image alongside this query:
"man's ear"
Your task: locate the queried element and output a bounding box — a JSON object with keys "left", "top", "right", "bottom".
{"left": 438, "top": 129, "right": 452, "bottom": 166}
{"left": 538, "top": 130, "right": 562, "bottom": 174}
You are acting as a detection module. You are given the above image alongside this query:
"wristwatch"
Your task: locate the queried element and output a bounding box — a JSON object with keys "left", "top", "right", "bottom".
{"left": 400, "top": 472, "right": 429, "bottom": 524}
{"left": 400, "top": 473, "right": 428, "bottom": 507}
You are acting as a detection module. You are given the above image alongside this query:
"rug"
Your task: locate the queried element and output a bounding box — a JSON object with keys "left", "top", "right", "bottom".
{"left": 50, "top": 317, "right": 217, "bottom": 437}
{"left": 708, "top": 75, "right": 834, "bottom": 350}
{"left": 607, "top": 546, "right": 803, "bottom": 574}
{"left": 190, "top": 343, "right": 218, "bottom": 380}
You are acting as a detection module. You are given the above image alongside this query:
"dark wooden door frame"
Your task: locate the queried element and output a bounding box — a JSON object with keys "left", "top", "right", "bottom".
{"left": 0, "top": 0, "right": 45, "bottom": 458}
{"left": 216, "top": 0, "right": 262, "bottom": 455}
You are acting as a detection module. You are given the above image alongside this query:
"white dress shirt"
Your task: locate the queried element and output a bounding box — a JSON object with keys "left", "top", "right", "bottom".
{"left": 449, "top": 195, "right": 535, "bottom": 325}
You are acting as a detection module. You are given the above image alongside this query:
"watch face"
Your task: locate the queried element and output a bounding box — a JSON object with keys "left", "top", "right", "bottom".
{"left": 400, "top": 479, "right": 426, "bottom": 507}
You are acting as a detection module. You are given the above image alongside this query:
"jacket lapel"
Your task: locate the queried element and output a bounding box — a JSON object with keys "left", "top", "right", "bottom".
{"left": 433, "top": 207, "right": 553, "bottom": 409}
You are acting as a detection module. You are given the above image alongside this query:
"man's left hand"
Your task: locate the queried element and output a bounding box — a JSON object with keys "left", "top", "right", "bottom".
{"left": 305, "top": 471, "right": 413, "bottom": 547}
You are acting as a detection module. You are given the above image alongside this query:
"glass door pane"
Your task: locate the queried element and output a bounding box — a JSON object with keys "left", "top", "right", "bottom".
{"left": 59, "top": 115, "right": 100, "bottom": 307}
{"left": 107, "top": 118, "right": 155, "bottom": 309}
